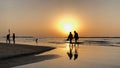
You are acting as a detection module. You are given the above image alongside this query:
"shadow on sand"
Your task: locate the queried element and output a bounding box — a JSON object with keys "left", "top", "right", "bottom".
{"left": 0, "top": 54, "right": 60, "bottom": 68}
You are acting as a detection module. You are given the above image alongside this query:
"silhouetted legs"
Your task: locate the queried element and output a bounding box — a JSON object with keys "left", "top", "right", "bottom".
{"left": 13, "top": 39, "right": 15, "bottom": 44}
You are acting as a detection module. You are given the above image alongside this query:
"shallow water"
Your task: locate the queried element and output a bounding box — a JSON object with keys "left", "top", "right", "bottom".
{"left": 1, "top": 37, "right": 120, "bottom": 47}
{"left": 13, "top": 44, "right": 120, "bottom": 68}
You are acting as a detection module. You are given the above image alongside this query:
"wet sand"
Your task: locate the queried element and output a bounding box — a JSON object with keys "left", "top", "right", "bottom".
{"left": 13, "top": 44, "right": 120, "bottom": 68}
{"left": 1, "top": 43, "right": 120, "bottom": 68}
{"left": 0, "top": 43, "right": 55, "bottom": 60}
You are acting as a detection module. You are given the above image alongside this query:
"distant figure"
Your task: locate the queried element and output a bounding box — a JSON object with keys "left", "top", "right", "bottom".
{"left": 6, "top": 34, "right": 10, "bottom": 44}
{"left": 67, "top": 32, "right": 73, "bottom": 44}
{"left": 74, "top": 31, "right": 79, "bottom": 43}
{"left": 13, "top": 33, "right": 15, "bottom": 44}
{"left": 35, "top": 38, "right": 38, "bottom": 44}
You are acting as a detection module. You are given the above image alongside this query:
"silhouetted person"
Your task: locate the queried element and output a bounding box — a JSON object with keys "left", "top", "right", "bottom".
{"left": 67, "top": 32, "right": 73, "bottom": 44}
{"left": 6, "top": 34, "right": 10, "bottom": 44}
{"left": 74, "top": 31, "right": 79, "bottom": 43}
{"left": 13, "top": 33, "right": 15, "bottom": 44}
{"left": 74, "top": 45, "right": 78, "bottom": 60}
{"left": 35, "top": 38, "right": 38, "bottom": 44}
{"left": 67, "top": 44, "right": 73, "bottom": 60}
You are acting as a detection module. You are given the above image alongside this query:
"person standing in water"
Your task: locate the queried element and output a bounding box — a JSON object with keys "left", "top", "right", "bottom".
{"left": 13, "top": 33, "right": 15, "bottom": 44}
{"left": 6, "top": 34, "right": 10, "bottom": 44}
{"left": 6, "top": 29, "right": 11, "bottom": 44}
{"left": 74, "top": 31, "right": 79, "bottom": 43}
{"left": 67, "top": 32, "right": 73, "bottom": 44}
{"left": 35, "top": 38, "right": 38, "bottom": 44}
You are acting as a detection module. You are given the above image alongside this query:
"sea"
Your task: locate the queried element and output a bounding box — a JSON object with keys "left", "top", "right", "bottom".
{"left": 0, "top": 36, "right": 120, "bottom": 47}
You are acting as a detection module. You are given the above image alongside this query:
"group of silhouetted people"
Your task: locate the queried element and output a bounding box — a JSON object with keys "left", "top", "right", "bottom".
{"left": 66, "top": 31, "right": 79, "bottom": 60}
{"left": 6, "top": 29, "right": 16, "bottom": 44}
{"left": 67, "top": 31, "right": 79, "bottom": 44}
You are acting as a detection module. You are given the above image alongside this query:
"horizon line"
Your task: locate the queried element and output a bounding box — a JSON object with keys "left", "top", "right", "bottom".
{"left": 1, "top": 36, "right": 120, "bottom": 38}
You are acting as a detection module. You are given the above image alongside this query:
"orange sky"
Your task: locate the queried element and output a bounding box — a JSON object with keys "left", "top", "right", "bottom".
{"left": 1, "top": 0, "right": 120, "bottom": 37}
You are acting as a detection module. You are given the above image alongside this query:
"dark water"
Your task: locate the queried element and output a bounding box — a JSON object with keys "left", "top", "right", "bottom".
{"left": 0, "top": 37, "right": 120, "bottom": 47}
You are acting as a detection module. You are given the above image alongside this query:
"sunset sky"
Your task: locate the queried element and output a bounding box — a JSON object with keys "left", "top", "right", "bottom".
{"left": 1, "top": 0, "right": 120, "bottom": 37}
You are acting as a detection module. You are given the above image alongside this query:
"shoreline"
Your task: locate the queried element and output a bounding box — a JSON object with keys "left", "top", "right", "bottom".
{"left": 0, "top": 42, "right": 120, "bottom": 68}
{"left": 0, "top": 43, "right": 55, "bottom": 60}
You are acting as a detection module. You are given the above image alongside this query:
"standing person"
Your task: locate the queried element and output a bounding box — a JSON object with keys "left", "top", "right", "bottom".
{"left": 35, "top": 38, "right": 38, "bottom": 44}
{"left": 13, "top": 33, "right": 15, "bottom": 44}
{"left": 74, "top": 31, "right": 79, "bottom": 43}
{"left": 6, "top": 34, "right": 10, "bottom": 44}
{"left": 67, "top": 32, "right": 73, "bottom": 44}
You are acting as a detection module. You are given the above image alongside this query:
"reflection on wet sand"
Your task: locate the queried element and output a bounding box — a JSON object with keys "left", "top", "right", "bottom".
{"left": 0, "top": 54, "right": 60, "bottom": 68}
{"left": 66, "top": 43, "right": 79, "bottom": 60}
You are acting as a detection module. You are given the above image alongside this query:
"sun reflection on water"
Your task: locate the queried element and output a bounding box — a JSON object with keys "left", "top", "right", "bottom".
{"left": 66, "top": 43, "right": 70, "bottom": 51}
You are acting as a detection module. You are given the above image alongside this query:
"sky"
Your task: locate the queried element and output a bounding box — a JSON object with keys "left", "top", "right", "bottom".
{"left": 1, "top": 0, "right": 120, "bottom": 37}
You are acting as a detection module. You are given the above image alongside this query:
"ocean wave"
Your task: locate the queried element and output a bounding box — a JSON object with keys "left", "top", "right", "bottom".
{"left": 84, "top": 40, "right": 111, "bottom": 44}
{"left": 48, "top": 42, "right": 65, "bottom": 44}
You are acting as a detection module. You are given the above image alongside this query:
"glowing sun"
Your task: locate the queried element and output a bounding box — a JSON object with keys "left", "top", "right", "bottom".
{"left": 56, "top": 16, "right": 80, "bottom": 34}
{"left": 62, "top": 21, "right": 74, "bottom": 32}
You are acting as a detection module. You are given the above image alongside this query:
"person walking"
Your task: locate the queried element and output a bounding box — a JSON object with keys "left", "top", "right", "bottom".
{"left": 67, "top": 32, "right": 73, "bottom": 44}
{"left": 74, "top": 31, "right": 79, "bottom": 43}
